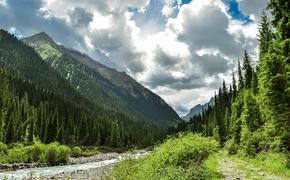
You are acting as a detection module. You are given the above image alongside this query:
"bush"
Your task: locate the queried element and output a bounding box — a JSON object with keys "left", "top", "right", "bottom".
{"left": 111, "top": 133, "right": 218, "bottom": 180}
{"left": 7, "top": 147, "right": 29, "bottom": 163}
{"left": 225, "top": 139, "right": 239, "bottom": 154}
{"left": 71, "top": 146, "right": 82, "bottom": 157}
{"left": 28, "top": 142, "right": 45, "bottom": 162}
{"left": 58, "top": 145, "right": 71, "bottom": 163}
{"left": 285, "top": 152, "right": 290, "bottom": 168}
{"left": 0, "top": 142, "right": 8, "bottom": 155}
{"left": 45, "top": 142, "right": 60, "bottom": 164}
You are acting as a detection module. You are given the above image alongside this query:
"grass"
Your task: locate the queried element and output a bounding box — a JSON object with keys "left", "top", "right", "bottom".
{"left": 235, "top": 152, "right": 290, "bottom": 178}
{"left": 204, "top": 152, "right": 222, "bottom": 180}
{"left": 110, "top": 133, "right": 219, "bottom": 180}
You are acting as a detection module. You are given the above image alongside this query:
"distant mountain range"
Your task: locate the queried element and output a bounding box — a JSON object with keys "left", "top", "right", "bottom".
{"left": 22, "top": 32, "right": 181, "bottom": 127}
{"left": 182, "top": 97, "right": 214, "bottom": 121}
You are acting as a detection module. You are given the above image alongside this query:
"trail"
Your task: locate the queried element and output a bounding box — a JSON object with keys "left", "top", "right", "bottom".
{"left": 217, "top": 152, "right": 288, "bottom": 180}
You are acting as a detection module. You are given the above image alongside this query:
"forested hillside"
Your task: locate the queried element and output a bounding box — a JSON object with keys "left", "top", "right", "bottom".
{"left": 22, "top": 33, "right": 181, "bottom": 127}
{"left": 173, "top": 1, "right": 290, "bottom": 158}
{"left": 0, "top": 30, "right": 164, "bottom": 147}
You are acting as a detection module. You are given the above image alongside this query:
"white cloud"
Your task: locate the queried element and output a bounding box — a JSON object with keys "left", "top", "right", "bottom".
{"left": 0, "top": 0, "right": 6, "bottom": 6}
{"left": 0, "top": 0, "right": 267, "bottom": 115}
{"left": 237, "top": 0, "right": 269, "bottom": 21}
{"left": 89, "top": 12, "right": 112, "bottom": 30}
{"left": 39, "top": 0, "right": 266, "bottom": 115}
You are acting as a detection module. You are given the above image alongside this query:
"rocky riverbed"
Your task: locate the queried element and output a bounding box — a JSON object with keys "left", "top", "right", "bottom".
{"left": 0, "top": 150, "right": 149, "bottom": 179}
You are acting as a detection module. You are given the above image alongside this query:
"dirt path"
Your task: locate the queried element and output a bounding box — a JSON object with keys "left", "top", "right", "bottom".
{"left": 217, "top": 153, "right": 288, "bottom": 180}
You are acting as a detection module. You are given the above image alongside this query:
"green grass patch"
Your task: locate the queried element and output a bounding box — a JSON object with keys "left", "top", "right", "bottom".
{"left": 236, "top": 152, "right": 290, "bottom": 178}
{"left": 204, "top": 152, "right": 223, "bottom": 180}
{"left": 110, "top": 133, "right": 219, "bottom": 180}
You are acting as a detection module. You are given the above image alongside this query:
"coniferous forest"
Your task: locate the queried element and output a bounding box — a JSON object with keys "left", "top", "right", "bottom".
{"left": 170, "top": 1, "right": 290, "bottom": 157}
{"left": 0, "top": 0, "right": 289, "bottom": 179}
{"left": 0, "top": 30, "right": 163, "bottom": 148}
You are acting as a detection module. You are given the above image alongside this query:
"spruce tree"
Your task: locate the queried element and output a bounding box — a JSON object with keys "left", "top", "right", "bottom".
{"left": 258, "top": 11, "right": 273, "bottom": 57}
{"left": 232, "top": 72, "right": 237, "bottom": 100}
{"left": 243, "top": 50, "right": 252, "bottom": 89}
{"left": 238, "top": 60, "right": 244, "bottom": 90}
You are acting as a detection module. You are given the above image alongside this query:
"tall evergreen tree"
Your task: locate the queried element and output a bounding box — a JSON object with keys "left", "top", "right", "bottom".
{"left": 232, "top": 72, "right": 237, "bottom": 100}
{"left": 238, "top": 60, "right": 244, "bottom": 90}
{"left": 258, "top": 11, "right": 273, "bottom": 57}
{"left": 251, "top": 70, "right": 258, "bottom": 95}
{"left": 243, "top": 50, "right": 252, "bottom": 89}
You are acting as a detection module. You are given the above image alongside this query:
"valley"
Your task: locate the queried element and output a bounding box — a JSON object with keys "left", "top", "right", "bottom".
{"left": 0, "top": 0, "right": 289, "bottom": 179}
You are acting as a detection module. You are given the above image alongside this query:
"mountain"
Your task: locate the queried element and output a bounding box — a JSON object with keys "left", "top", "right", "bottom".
{"left": 182, "top": 97, "right": 214, "bottom": 121}
{"left": 22, "top": 32, "right": 181, "bottom": 127}
{"left": 0, "top": 29, "right": 163, "bottom": 147}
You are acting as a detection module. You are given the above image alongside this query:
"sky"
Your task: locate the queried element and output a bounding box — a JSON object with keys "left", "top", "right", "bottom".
{"left": 0, "top": 0, "right": 268, "bottom": 116}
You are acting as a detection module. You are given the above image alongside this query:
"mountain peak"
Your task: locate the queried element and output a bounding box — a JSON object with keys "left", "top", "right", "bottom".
{"left": 182, "top": 98, "right": 215, "bottom": 121}
{"left": 22, "top": 32, "right": 55, "bottom": 45}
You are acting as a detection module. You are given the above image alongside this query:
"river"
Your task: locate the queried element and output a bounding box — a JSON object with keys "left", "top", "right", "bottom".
{"left": 0, "top": 150, "right": 149, "bottom": 179}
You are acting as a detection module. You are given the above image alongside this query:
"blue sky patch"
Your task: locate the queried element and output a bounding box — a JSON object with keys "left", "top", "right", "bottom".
{"left": 222, "top": 0, "right": 252, "bottom": 23}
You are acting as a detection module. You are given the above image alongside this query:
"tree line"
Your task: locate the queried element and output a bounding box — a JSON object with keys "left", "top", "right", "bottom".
{"left": 0, "top": 30, "right": 164, "bottom": 148}
{"left": 170, "top": 0, "right": 289, "bottom": 157}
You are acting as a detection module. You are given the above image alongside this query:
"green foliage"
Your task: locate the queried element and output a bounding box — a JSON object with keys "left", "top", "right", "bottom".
{"left": 285, "top": 152, "right": 290, "bottom": 168}
{"left": 237, "top": 152, "right": 290, "bottom": 176}
{"left": 242, "top": 50, "right": 252, "bottom": 89}
{"left": 45, "top": 142, "right": 60, "bottom": 164}
{"left": 213, "top": 126, "right": 221, "bottom": 143}
{"left": 172, "top": 1, "right": 290, "bottom": 163}
{"left": 111, "top": 133, "right": 218, "bottom": 180}
{"left": 58, "top": 145, "right": 71, "bottom": 163}
{"left": 7, "top": 147, "right": 29, "bottom": 163}
{"left": 0, "top": 141, "right": 71, "bottom": 164}
{"left": 22, "top": 32, "right": 181, "bottom": 128}
{"left": 0, "top": 29, "right": 166, "bottom": 149}
{"left": 71, "top": 146, "right": 82, "bottom": 157}
{"left": 225, "top": 139, "right": 239, "bottom": 155}
{"left": 0, "top": 142, "right": 7, "bottom": 155}
{"left": 28, "top": 141, "right": 45, "bottom": 162}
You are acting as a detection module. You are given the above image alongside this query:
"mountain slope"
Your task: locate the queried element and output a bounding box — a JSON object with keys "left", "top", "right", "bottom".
{"left": 182, "top": 97, "right": 214, "bottom": 121}
{"left": 22, "top": 32, "right": 181, "bottom": 127}
{"left": 0, "top": 29, "right": 163, "bottom": 147}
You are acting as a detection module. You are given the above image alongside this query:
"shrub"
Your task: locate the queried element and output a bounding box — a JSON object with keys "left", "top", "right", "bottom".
{"left": 7, "top": 147, "right": 28, "bottom": 163}
{"left": 0, "top": 142, "right": 8, "bottom": 155}
{"left": 71, "top": 146, "right": 82, "bottom": 157}
{"left": 285, "top": 152, "right": 290, "bottom": 168}
{"left": 45, "top": 142, "right": 60, "bottom": 164}
{"left": 58, "top": 145, "right": 71, "bottom": 163}
{"left": 225, "top": 139, "right": 239, "bottom": 154}
{"left": 28, "top": 142, "right": 45, "bottom": 162}
{"left": 111, "top": 133, "right": 218, "bottom": 180}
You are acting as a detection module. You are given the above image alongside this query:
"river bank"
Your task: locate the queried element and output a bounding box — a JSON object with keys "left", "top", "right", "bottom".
{"left": 0, "top": 150, "right": 149, "bottom": 179}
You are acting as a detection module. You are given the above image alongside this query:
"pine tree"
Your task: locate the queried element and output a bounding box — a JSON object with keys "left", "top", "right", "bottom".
{"left": 251, "top": 70, "right": 258, "bottom": 95}
{"left": 259, "top": 0, "right": 290, "bottom": 151}
{"left": 232, "top": 72, "right": 237, "bottom": 100}
{"left": 243, "top": 50, "right": 252, "bottom": 89}
{"left": 238, "top": 60, "right": 244, "bottom": 90}
{"left": 258, "top": 11, "right": 273, "bottom": 57}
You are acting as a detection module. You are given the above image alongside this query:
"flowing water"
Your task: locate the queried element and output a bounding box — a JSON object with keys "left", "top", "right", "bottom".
{"left": 0, "top": 151, "right": 149, "bottom": 179}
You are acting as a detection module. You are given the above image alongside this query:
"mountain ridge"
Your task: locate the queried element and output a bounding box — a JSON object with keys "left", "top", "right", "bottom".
{"left": 22, "top": 32, "right": 181, "bottom": 127}
{"left": 182, "top": 97, "right": 214, "bottom": 121}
